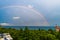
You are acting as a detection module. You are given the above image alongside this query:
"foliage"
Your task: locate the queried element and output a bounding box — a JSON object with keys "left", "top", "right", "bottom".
{"left": 0, "top": 26, "right": 59, "bottom": 40}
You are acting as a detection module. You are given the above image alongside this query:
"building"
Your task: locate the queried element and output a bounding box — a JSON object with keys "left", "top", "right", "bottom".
{"left": 0, "top": 38, "right": 4, "bottom": 40}
{"left": 0, "top": 33, "right": 13, "bottom": 40}
{"left": 55, "top": 24, "right": 60, "bottom": 32}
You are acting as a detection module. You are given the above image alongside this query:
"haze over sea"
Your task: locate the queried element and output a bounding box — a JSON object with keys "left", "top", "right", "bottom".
{"left": 2, "top": 26, "right": 55, "bottom": 30}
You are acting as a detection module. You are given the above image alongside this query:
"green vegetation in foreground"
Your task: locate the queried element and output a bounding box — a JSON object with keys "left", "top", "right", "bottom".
{"left": 0, "top": 26, "right": 60, "bottom": 40}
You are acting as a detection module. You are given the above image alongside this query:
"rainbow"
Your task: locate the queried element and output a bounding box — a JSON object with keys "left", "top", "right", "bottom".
{"left": 1, "top": 5, "right": 49, "bottom": 26}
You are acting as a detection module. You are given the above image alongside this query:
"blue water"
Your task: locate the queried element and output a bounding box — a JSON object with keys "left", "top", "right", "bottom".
{"left": 2, "top": 26, "right": 55, "bottom": 30}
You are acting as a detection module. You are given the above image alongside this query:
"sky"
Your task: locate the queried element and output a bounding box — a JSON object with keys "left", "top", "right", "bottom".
{"left": 0, "top": 0, "right": 60, "bottom": 26}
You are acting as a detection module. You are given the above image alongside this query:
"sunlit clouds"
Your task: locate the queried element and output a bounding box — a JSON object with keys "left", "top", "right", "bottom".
{"left": 27, "top": 5, "right": 33, "bottom": 9}
{"left": 13, "top": 16, "right": 20, "bottom": 20}
{"left": 0, "top": 23, "right": 10, "bottom": 26}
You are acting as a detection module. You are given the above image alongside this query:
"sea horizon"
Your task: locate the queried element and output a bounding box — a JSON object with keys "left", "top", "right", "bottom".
{"left": 1, "top": 26, "right": 56, "bottom": 30}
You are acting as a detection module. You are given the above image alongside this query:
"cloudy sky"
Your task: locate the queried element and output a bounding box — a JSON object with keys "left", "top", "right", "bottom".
{"left": 0, "top": 0, "right": 60, "bottom": 26}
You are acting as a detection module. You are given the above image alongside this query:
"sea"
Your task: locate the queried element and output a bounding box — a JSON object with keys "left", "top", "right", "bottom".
{"left": 2, "top": 26, "right": 55, "bottom": 30}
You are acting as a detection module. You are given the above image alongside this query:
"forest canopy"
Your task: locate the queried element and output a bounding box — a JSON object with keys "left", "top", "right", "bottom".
{"left": 0, "top": 26, "right": 60, "bottom": 40}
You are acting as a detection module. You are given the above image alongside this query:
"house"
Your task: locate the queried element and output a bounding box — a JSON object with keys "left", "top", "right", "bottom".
{"left": 0, "top": 38, "right": 4, "bottom": 40}
{"left": 55, "top": 24, "right": 60, "bottom": 32}
{"left": 0, "top": 33, "right": 13, "bottom": 40}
